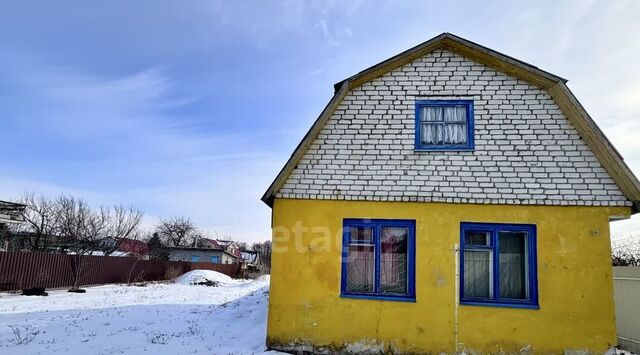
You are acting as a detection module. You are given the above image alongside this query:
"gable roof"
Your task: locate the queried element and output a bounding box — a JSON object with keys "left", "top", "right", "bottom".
{"left": 261, "top": 32, "right": 640, "bottom": 211}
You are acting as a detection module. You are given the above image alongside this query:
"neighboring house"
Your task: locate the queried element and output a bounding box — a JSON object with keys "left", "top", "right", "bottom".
{"left": 0, "top": 200, "right": 25, "bottom": 225}
{"left": 240, "top": 250, "right": 260, "bottom": 271}
{"left": 262, "top": 33, "right": 640, "bottom": 354}
{"left": 167, "top": 246, "right": 237, "bottom": 264}
{"left": 196, "top": 238, "right": 223, "bottom": 249}
{"left": 0, "top": 200, "right": 25, "bottom": 251}
{"left": 214, "top": 239, "right": 242, "bottom": 259}
{"left": 117, "top": 238, "right": 149, "bottom": 258}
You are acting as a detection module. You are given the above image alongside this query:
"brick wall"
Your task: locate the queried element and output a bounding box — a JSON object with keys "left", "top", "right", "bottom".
{"left": 277, "top": 49, "right": 630, "bottom": 207}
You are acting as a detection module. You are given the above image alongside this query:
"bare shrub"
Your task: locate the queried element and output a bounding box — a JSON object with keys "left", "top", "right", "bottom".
{"left": 8, "top": 325, "right": 40, "bottom": 345}
{"left": 147, "top": 333, "right": 170, "bottom": 344}
{"left": 164, "top": 265, "right": 182, "bottom": 280}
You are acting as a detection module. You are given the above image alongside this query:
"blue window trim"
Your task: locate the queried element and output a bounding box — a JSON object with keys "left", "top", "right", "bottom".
{"left": 414, "top": 100, "right": 475, "bottom": 151}
{"left": 460, "top": 222, "right": 539, "bottom": 309}
{"left": 340, "top": 218, "right": 416, "bottom": 302}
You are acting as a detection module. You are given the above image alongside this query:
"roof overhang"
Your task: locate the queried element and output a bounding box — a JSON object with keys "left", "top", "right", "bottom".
{"left": 261, "top": 33, "right": 640, "bottom": 211}
{"left": 0, "top": 200, "right": 26, "bottom": 224}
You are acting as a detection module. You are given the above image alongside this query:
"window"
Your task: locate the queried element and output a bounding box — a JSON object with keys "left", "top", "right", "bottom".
{"left": 341, "top": 219, "right": 416, "bottom": 301}
{"left": 415, "top": 100, "right": 474, "bottom": 150}
{"left": 211, "top": 255, "right": 220, "bottom": 264}
{"left": 460, "top": 222, "right": 538, "bottom": 309}
{"left": 191, "top": 255, "right": 200, "bottom": 262}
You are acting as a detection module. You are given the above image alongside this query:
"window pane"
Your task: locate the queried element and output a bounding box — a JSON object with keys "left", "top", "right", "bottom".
{"left": 498, "top": 231, "right": 528, "bottom": 300}
{"left": 444, "top": 123, "right": 467, "bottom": 144}
{"left": 350, "top": 227, "right": 373, "bottom": 243}
{"left": 421, "top": 106, "right": 443, "bottom": 122}
{"left": 465, "top": 231, "right": 490, "bottom": 246}
{"left": 380, "top": 227, "right": 408, "bottom": 294}
{"left": 346, "top": 244, "right": 375, "bottom": 293}
{"left": 421, "top": 123, "right": 443, "bottom": 145}
{"left": 443, "top": 106, "right": 467, "bottom": 122}
{"left": 464, "top": 250, "right": 492, "bottom": 298}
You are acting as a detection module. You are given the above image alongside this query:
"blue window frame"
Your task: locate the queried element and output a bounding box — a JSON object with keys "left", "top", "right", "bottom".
{"left": 415, "top": 100, "right": 474, "bottom": 151}
{"left": 460, "top": 222, "right": 539, "bottom": 309}
{"left": 191, "top": 255, "right": 200, "bottom": 262}
{"left": 340, "top": 218, "right": 416, "bottom": 302}
{"left": 210, "top": 255, "right": 220, "bottom": 264}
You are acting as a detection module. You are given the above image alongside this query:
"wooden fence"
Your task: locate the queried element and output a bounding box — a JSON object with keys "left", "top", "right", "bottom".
{"left": 0, "top": 251, "right": 243, "bottom": 291}
{"left": 613, "top": 266, "right": 640, "bottom": 354}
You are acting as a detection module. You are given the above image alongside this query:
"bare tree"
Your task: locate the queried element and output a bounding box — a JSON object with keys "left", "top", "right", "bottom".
{"left": 155, "top": 216, "right": 197, "bottom": 247}
{"left": 147, "top": 232, "right": 169, "bottom": 260}
{"left": 251, "top": 240, "right": 272, "bottom": 271}
{"left": 612, "top": 236, "right": 640, "bottom": 266}
{"left": 97, "top": 205, "right": 144, "bottom": 256}
{"left": 56, "top": 196, "right": 108, "bottom": 291}
{"left": 18, "top": 193, "right": 59, "bottom": 251}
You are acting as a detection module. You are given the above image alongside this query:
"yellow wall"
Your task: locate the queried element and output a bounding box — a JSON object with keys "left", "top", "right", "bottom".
{"left": 267, "top": 198, "right": 630, "bottom": 354}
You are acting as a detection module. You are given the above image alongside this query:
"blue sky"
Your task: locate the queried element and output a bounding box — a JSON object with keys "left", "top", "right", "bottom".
{"left": 1, "top": 1, "right": 639, "bottom": 242}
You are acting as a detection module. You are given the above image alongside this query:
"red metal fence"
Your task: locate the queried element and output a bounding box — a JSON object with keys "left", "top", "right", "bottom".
{"left": 0, "top": 251, "right": 243, "bottom": 291}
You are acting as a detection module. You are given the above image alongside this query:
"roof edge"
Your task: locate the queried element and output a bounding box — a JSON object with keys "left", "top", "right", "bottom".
{"left": 261, "top": 81, "right": 351, "bottom": 207}
{"left": 547, "top": 82, "right": 640, "bottom": 210}
{"left": 334, "top": 32, "right": 567, "bottom": 93}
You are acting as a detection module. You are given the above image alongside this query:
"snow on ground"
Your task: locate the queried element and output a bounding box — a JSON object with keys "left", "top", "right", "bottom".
{"left": 0, "top": 272, "right": 282, "bottom": 354}
{"left": 175, "top": 269, "right": 233, "bottom": 286}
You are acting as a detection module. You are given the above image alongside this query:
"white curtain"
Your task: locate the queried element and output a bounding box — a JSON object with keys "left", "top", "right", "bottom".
{"left": 464, "top": 250, "right": 492, "bottom": 298}
{"left": 346, "top": 244, "right": 375, "bottom": 293}
{"left": 422, "top": 106, "right": 442, "bottom": 121}
{"left": 443, "top": 106, "right": 467, "bottom": 144}
{"left": 420, "top": 106, "right": 467, "bottom": 145}
{"left": 498, "top": 232, "right": 527, "bottom": 300}
{"left": 380, "top": 227, "right": 408, "bottom": 294}
{"left": 421, "top": 123, "right": 442, "bottom": 145}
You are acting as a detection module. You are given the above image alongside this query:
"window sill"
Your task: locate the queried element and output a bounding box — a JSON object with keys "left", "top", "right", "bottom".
{"left": 340, "top": 293, "right": 416, "bottom": 303}
{"left": 414, "top": 147, "right": 475, "bottom": 152}
{"left": 460, "top": 300, "right": 540, "bottom": 310}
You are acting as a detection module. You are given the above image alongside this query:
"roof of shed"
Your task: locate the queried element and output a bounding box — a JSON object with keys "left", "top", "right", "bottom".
{"left": 261, "top": 32, "right": 640, "bottom": 211}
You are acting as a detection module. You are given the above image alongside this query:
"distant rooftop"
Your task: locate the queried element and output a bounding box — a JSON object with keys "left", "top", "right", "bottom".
{"left": 0, "top": 200, "right": 26, "bottom": 224}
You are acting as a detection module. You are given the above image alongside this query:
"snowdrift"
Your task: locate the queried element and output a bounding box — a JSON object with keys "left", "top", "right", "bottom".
{"left": 174, "top": 270, "right": 233, "bottom": 286}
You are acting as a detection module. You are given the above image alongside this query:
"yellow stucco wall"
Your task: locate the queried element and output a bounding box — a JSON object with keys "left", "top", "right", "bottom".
{"left": 267, "top": 198, "right": 630, "bottom": 354}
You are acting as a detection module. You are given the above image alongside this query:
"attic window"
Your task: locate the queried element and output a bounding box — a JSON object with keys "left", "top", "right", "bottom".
{"left": 415, "top": 100, "right": 474, "bottom": 151}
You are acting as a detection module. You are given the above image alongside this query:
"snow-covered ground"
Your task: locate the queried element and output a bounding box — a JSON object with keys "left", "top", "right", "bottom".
{"left": 0, "top": 270, "right": 635, "bottom": 355}
{"left": 0, "top": 271, "right": 281, "bottom": 354}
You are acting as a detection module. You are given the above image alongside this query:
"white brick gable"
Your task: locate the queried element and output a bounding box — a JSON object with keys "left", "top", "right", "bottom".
{"left": 276, "top": 49, "right": 631, "bottom": 207}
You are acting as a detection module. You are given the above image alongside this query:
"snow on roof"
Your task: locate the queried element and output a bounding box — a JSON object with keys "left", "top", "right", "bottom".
{"left": 215, "top": 240, "right": 236, "bottom": 247}
{"left": 241, "top": 251, "right": 258, "bottom": 264}
{"left": 0, "top": 199, "right": 25, "bottom": 223}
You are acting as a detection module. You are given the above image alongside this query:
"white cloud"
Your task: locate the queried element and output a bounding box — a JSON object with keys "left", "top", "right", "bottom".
{"left": 0, "top": 65, "right": 282, "bottom": 242}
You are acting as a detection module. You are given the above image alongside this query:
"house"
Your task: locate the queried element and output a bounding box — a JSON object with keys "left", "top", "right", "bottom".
{"left": 261, "top": 33, "right": 640, "bottom": 354}
{"left": 213, "top": 239, "right": 243, "bottom": 259}
{"left": 167, "top": 246, "right": 238, "bottom": 264}
{"left": 0, "top": 200, "right": 25, "bottom": 225}
{"left": 240, "top": 250, "right": 260, "bottom": 271}
{"left": 196, "top": 238, "right": 223, "bottom": 249}
{"left": 117, "top": 238, "right": 149, "bottom": 258}
{"left": 0, "top": 200, "right": 25, "bottom": 251}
